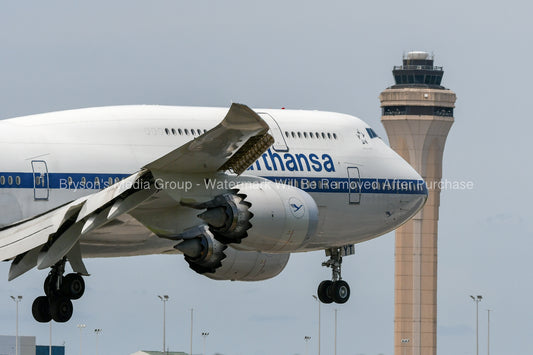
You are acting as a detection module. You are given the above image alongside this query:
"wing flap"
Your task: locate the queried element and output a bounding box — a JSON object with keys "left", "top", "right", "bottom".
{"left": 76, "top": 170, "right": 147, "bottom": 223}
{"left": 0, "top": 202, "right": 84, "bottom": 262}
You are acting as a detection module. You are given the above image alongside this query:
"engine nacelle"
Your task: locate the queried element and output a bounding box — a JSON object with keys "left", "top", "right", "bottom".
{"left": 198, "top": 182, "right": 319, "bottom": 252}
{"left": 174, "top": 225, "right": 289, "bottom": 281}
{"left": 204, "top": 246, "right": 290, "bottom": 281}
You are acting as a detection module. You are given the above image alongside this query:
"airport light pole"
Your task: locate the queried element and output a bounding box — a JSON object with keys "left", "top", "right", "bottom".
{"left": 77, "top": 324, "right": 86, "bottom": 355}
{"left": 158, "top": 295, "right": 169, "bottom": 354}
{"left": 94, "top": 329, "right": 102, "bottom": 355}
{"left": 10, "top": 295, "right": 22, "bottom": 355}
{"left": 334, "top": 309, "right": 337, "bottom": 355}
{"left": 190, "top": 308, "right": 194, "bottom": 355}
{"left": 470, "top": 295, "right": 483, "bottom": 355}
{"left": 312, "top": 295, "right": 321, "bottom": 355}
{"left": 201, "top": 332, "right": 209, "bottom": 355}
{"left": 487, "top": 309, "right": 492, "bottom": 355}
{"left": 49, "top": 322, "right": 52, "bottom": 355}
{"left": 304, "top": 336, "right": 311, "bottom": 355}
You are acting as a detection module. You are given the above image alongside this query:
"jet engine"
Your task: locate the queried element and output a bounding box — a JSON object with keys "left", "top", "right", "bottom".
{"left": 196, "top": 182, "right": 319, "bottom": 253}
{"left": 174, "top": 225, "right": 289, "bottom": 281}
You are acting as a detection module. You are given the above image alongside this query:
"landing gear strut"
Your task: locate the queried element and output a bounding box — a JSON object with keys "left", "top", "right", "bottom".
{"left": 32, "top": 258, "right": 85, "bottom": 323}
{"left": 317, "top": 248, "right": 351, "bottom": 304}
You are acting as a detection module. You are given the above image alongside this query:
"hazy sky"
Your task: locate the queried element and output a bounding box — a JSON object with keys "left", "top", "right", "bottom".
{"left": 1, "top": 1, "right": 532, "bottom": 355}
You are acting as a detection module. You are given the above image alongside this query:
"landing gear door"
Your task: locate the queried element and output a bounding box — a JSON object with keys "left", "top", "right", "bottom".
{"left": 347, "top": 167, "right": 361, "bottom": 204}
{"left": 31, "top": 160, "right": 49, "bottom": 201}
{"left": 257, "top": 113, "right": 289, "bottom": 152}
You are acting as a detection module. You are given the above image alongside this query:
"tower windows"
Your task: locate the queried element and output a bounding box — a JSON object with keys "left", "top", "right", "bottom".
{"left": 382, "top": 105, "right": 453, "bottom": 117}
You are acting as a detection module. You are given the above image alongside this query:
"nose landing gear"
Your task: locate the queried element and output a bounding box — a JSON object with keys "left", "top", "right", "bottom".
{"left": 317, "top": 248, "right": 351, "bottom": 304}
{"left": 32, "top": 258, "right": 85, "bottom": 323}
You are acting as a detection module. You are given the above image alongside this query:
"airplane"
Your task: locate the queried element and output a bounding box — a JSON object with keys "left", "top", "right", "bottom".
{"left": 0, "top": 103, "right": 427, "bottom": 323}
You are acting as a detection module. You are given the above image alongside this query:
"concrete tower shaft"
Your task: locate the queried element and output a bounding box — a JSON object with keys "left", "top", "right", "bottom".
{"left": 380, "top": 52, "right": 456, "bottom": 355}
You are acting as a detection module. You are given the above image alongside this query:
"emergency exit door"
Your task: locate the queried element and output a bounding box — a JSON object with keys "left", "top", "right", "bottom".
{"left": 347, "top": 167, "right": 361, "bottom": 204}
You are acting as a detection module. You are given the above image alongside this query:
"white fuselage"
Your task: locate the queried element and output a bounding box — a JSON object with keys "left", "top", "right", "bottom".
{"left": 0, "top": 105, "right": 427, "bottom": 256}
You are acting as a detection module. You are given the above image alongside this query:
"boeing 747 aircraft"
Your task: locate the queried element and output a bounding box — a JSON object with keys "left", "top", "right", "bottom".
{"left": 0, "top": 103, "right": 427, "bottom": 323}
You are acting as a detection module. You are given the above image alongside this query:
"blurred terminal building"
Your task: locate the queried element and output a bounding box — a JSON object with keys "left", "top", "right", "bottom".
{"left": 0, "top": 335, "right": 65, "bottom": 355}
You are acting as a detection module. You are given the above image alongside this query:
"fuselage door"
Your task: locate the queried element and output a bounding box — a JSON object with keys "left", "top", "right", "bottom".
{"left": 31, "top": 160, "right": 49, "bottom": 201}
{"left": 257, "top": 113, "right": 289, "bottom": 152}
{"left": 347, "top": 167, "right": 361, "bottom": 204}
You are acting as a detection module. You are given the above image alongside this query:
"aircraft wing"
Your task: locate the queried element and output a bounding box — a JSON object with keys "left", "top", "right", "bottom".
{"left": 1, "top": 170, "right": 156, "bottom": 280}
{"left": 0, "top": 103, "right": 274, "bottom": 280}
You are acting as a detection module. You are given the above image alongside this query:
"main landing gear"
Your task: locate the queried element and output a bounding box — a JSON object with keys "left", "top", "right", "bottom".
{"left": 32, "top": 258, "right": 85, "bottom": 323}
{"left": 317, "top": 248, "right": 351, "bottom": 304}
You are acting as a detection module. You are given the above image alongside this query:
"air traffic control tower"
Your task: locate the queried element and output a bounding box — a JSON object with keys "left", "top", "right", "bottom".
{"left": 380, "top": 52, "right": 456, "bottom": 355}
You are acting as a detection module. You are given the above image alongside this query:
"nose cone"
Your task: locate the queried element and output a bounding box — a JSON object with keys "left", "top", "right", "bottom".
{"left": 381, "top": 146, "right": 428, "bottom": 227}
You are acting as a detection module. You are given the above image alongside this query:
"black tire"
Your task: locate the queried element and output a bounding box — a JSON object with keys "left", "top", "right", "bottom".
{"left": 44, "top": 275, "right": 52, "bottom": 297}
{"left": 317, "top": 280, "right": 334, "bottom": 304}
{"left": 61, "top": 273, "right": 85, "bottom": 300}
{"left": 50, "top": 296, "right": 73, "bottom": 323}
{"left": 332, "top": 280, "right": 350, "bottom": 304}
{"left": 32, "top": 296, "right": 52, "bottom": 323}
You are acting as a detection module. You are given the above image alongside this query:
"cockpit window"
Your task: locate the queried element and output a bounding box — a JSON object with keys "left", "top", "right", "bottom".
{"left": 366, "top": 128, "right": 379, "bottom": 139}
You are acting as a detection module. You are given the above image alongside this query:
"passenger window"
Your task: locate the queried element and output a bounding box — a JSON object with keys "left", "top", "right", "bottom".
{"left": 108, "top": 177, "right": 113, "bottom": 185}
{"left": 16, "top": 176, "right": 21, "bottom": 186}
{"left": 291, "top": 132, "right": 295, "bottom": 138}
{"left": 310, "top": 132, "right": 314, "bottom": 138}
{"left": 321, "top": 132, "right": 326, "bottom": 139}
{"left": 333, "top": 133, "right": 337, "bottom": 139}
{"left": 171, "top": 128, "right": 177, "bottom": 135}
{"left": 68, "top": 177, "right": 73, "bottom": 185}
{"left": 184, "top": 129, "right": 189, "bottom": 135}
{"left": 115, "top": 177, "right": 120, "bottom": 184}
{"left": 178, "top": 128, "right": 183, "bottom": 135}
{"left": 297, "top": 132, "right": 302, "bottom": 138}
{"left": 0, "top": 176, "right": 4, "bottom": 185}
{"left": 8, "top": 176, "right": 13, "bottom": 185}
{"left": 165, "top": 128, "right": 170, "bottom": 135}
{"left": 327, "top": 133, "right": 331, "bottom": 139}
{"left": 197, "top": 129, "right": 202, "bottom": 135}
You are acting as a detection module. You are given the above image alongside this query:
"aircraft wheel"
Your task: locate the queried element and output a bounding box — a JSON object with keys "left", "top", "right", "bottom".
{"left": 317, "top": 280, "right": 334, "bottom": 304}
{"left": 61, "top": 273, "right": 85, "bottom": 300}
{"left": 50, "top": 296, "right": 73, "bottom": 323}
{"left": 332, "top": 280, "right": 350, "bottom": 304}
{"left": 44, "top": 275, "right": 53, "bottom": 296}
{"left": 32, "top": 296, "right": 52, "bottom": 323}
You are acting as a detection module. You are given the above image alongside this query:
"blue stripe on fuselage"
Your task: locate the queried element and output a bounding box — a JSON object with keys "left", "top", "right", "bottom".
{"left": 0, "top": 172, "right": 428, "bottom": 195}
{"left": 263, "top": 176, "right": 428, "bottom": 195}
